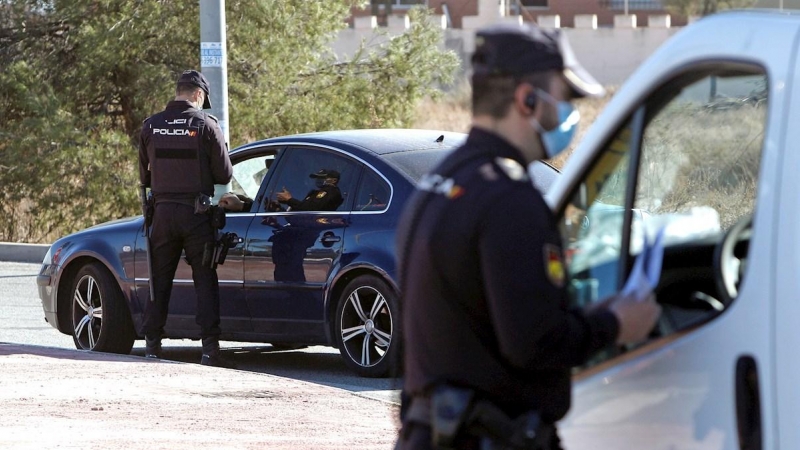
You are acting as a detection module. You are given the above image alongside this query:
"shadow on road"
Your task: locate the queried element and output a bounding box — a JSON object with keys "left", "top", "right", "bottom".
{"left": 130, "top": 343, "right": 402, "bottom": 395}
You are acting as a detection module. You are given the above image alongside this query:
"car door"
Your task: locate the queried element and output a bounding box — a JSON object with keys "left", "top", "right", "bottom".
{"left": 554, "top": 65, "right": 776, "bottom": 449}
{"left": 163, "top": 149, "right": 278, "bottom": 337}
{"left": 243, "top": 146, "right": 359, "bottom": 342}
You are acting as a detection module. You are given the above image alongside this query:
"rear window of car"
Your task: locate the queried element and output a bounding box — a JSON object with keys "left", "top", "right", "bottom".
{"left": 383, "top": 148, "right": 456, "bottom": 182}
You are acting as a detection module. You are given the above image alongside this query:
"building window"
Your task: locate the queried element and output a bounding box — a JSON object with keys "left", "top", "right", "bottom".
{"left": 519, "top": 0, "right": 549, "bottom": 6}
{"left": 370, "top": 0, "right": 426, "bottom": 13}
{"left": 600, "top": 0, "right": 664, "bottom": 10}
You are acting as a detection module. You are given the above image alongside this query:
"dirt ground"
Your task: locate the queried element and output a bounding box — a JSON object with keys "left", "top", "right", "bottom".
{"left": 0, "top": 344, "right": 399, "bottom": 449}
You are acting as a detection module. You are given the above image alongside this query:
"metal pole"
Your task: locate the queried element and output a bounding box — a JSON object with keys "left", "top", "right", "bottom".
{"left": 199, "top": 0, "right": 230, "bottom": 147}
{"left": 624, "top": 0, "right": 629, "bottom": 16}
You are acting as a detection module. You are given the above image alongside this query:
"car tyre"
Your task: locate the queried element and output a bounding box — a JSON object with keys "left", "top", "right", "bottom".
{"left": 335, "top": 275, "right": 400, "bottom": 378}
{"left": 70, "top": 262, "right": 135, "bottom": 354}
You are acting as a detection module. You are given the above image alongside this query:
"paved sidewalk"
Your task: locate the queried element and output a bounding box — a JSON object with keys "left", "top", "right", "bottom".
{"left": 0, "top": 343, "right": 399, "bottom": 450}
{"left": 0, "top": 242, "right": 49, "bottom": 264}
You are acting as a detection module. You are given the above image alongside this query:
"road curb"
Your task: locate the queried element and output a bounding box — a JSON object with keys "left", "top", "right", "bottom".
{"left": 0, "top": 242, "right": 49, "bottom": 264}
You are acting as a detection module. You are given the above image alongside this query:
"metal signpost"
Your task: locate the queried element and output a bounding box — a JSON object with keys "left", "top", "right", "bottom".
{"left": 199, "top": 0, "right": 230, "bottom": 147}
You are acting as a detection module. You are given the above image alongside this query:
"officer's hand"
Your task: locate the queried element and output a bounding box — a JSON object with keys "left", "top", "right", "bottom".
{"left": 276, "top": 187, "right": 292, "bottom": 202}
{"left": 608, "top": 292, "right": 661, "bottom": 345}
{"left": 267, "top": 200, "right": 283, "bottom": 212}
{"left": 218, "top": 193, "right": 244, "bottom": 211}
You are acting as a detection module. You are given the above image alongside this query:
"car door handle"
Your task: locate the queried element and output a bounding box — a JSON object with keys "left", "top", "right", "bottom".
{"left": 320, "top": 232, "right": 341, "bottom": 245}
{"left": 736, "top": 355, "right": 762, "bottom": 450}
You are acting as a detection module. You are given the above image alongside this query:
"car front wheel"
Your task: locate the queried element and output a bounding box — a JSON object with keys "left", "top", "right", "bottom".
{"left": 335, "top": 275, "right": 400, "bottom": 378}
{"left": 70, "top": 262, "right": 135, "bottom": 354}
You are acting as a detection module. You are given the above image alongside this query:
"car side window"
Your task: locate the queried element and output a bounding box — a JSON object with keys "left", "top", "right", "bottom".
{"left": 635, "top": 73, "right": 766, "bottom": 243}
{"left": 559, "top": 118, "right": 637, "bottom": 306}
{"left": 230, "top": 155, "right": 276, "bottom": 201}
{"left": 559, "top": 66, "right": 768, "bottom": 371}
{"left": 354, "top": 169, "right": 391, "bottom": 212}
{"left": 263, "top": 147, "right": 359, "bottom": 212}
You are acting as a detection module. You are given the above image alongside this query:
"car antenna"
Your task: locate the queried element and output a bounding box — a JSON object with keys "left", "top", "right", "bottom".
{"left": 435, "top": 135, "right": 444, "bottom": 143}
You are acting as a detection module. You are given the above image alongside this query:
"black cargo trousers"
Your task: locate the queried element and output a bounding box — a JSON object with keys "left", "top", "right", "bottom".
{"left": 142, "top": 201, "right": 221, "bottom": 340}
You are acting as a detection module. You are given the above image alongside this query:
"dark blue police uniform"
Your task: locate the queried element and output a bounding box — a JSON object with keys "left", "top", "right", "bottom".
{"left": 138, "top": 93, "right": 232, "bottom": 358}
{"left": 396, "top": 128, "right": 619, "bottom": 449}
{"left": 281, "top": 184, "right": 343, "bottom": 212}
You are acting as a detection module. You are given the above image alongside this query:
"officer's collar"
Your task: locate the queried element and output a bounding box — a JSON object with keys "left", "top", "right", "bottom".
{"left": 464, "top": 127, "right": 527, "bottom": 167}
{"left": 166, "top": 99, "right": 199, "bottom": 110}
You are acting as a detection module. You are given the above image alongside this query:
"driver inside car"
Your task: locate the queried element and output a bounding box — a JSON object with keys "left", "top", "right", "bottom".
{"left": 219, "top": 168, "right": 344, "bottom": 212}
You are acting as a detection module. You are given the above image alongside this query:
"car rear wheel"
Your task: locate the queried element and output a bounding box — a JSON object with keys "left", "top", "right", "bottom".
{"left": 335, "top": 275, "right": 400, "bottom": 378}
{"left": 70, "top": 262, "right": 135, "bottom": 354}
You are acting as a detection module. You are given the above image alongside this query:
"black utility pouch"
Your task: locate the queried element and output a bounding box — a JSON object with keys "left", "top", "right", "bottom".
{"left": 202, "top": 241, "right": 215, "bottom": 268}
{"left": 431, "top": 385, "right": 474, "bottom": 449}
{"left": 144, "top": 194, "right": 155, "bottom": 228}
{"left": 194, "top": 194, "right": 212, "bottom": 215}
{"left": 210, "top": 205, "right": 226, "bottom": 229}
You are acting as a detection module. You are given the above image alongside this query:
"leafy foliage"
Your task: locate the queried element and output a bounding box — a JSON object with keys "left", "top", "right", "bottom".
{"left": 0, "top": 0, "right": 458, "bottom": 243}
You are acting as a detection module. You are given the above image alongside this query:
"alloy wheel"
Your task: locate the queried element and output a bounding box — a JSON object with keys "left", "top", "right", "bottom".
{"left": 339, "top": 285, "right": 393, "bottom": 368}
{"left": 72, "top": 273, "right": 103, "bottom": 349}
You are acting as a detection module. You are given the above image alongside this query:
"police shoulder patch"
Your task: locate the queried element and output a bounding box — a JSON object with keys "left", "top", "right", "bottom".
{"left": 316, "top": 191, "right": 327, "bottom": 199}
{"left": 478, "top": 162, "right": 499, "bottom": 181}
{"left": 543, "top": 244, "right": 565, "bottom": 287}
{"left": 494, "top": 157, "right": 528, "bottom": 182}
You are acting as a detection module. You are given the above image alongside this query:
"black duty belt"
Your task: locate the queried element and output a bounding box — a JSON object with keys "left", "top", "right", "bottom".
{"left": 405, "top": 388, "right": 556, "bottom": 450}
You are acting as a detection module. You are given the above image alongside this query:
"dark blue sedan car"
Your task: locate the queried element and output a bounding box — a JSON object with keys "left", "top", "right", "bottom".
{"left": 37, "top": 129, "right": 559, "bottom": 377}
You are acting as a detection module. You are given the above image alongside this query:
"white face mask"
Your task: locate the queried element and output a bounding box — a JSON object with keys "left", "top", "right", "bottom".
{"left": 195, "top": 93, "right": 204, "bottom": 110}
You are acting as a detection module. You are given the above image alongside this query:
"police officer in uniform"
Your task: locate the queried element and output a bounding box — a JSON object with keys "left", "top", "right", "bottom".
{"left": 219, "top": 168, "right": 343, "bottom": 212}
{"left": 395, "top": 25, "right": 661, "bottom": 449}
{"left": 276, "top": 169, "right": 343, "bottom": 211}
{"left": 138, "top": 70, "right": 234, "bottom": 368}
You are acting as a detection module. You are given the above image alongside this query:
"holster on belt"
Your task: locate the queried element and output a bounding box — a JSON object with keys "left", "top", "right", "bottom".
{"left": 210, "top": 205, "right": 226, "bottom": 229}
{"left": 405, "top": 385, "right": 554, "bottom": 450}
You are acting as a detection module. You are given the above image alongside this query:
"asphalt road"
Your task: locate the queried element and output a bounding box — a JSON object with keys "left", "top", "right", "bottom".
{"left": 0, "top": 261, "right": 401, "bottom": 404}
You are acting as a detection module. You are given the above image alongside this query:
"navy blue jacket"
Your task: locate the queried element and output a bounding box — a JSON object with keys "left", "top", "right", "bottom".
{"left": 139, "top": 100, "right": 232, "bottom": 203}
{"left": 397, "top": 128, "right": 619, "bottom": 422}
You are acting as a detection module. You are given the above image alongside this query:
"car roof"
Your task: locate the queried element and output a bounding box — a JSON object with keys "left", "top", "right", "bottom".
{"left": 233, "top": 128, "right": 561, "bottom": 189}
{"left": 235, "top": 129, "right": 467, "bottom": 156}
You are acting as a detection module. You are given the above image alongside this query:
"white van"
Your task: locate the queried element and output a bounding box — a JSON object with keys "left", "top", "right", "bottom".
{"left": 549, "top": 10, "right": 799, "bottom": 449}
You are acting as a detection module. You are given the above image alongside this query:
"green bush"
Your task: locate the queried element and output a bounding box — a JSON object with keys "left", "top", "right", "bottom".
{"left": 0, "top": 1, "right": 458, "bottom": 243}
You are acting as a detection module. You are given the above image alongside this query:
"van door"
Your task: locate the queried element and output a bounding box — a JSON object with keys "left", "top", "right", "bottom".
{"left": 556, "top": 66, "right": 775, "bottom": 449}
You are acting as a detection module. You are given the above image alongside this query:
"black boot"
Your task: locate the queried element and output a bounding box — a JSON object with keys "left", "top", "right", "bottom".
{"left": 144, "top": 336, "right": 162, "bottom": 359}
{"left": 201, "top": 337, "right": 236, "bottom": 369}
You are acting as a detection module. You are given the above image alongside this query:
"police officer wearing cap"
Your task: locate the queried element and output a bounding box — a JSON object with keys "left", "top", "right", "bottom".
{"left": 139, "top": 70, "right": 234, "bottom": 368}
{"left": 220, "top": 168, "right": 344, "bottom": 213}
{"left": 395, "top": 24, "right": 661, "bottom": 449}
{"left": 276, "top": 169, "right": 344, "bottom": 212}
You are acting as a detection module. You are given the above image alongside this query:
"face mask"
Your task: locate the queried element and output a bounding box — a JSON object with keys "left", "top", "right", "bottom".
{"left": 195, "top": 91, "right": 205, "bottom": 109}
{"left": 529, "top": 90, "right": 580, "bottom": 159}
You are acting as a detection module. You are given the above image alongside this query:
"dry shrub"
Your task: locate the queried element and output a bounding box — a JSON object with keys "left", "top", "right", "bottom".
{"left": 412, "top": 82, "right": 472, "bottom": 133}
{"left": 413, "top": 84, "right": 618, "bottom": 169}
{"left": 414, "top": 86, "right": 765, "bottom": 230}
{"left": 641, "top": 101, "right": 765, "bottom": 229}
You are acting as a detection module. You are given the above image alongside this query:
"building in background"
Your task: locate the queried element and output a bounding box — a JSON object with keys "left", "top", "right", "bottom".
{"left": 343, "top": 0, "right": 800, "bottom": 85}
{"left": 350, "top": 0, "right": 683, "bottom": 28}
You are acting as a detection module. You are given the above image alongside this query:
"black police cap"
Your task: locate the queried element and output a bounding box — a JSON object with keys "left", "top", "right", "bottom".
{"left": 309, "top": 169, "right": 340, "bottom": 180}
{"left": 177, "top": 70, "right": 212, "bottom": 109}
{"left": 471, "top": 24, "right": 605, "bottom": 98}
